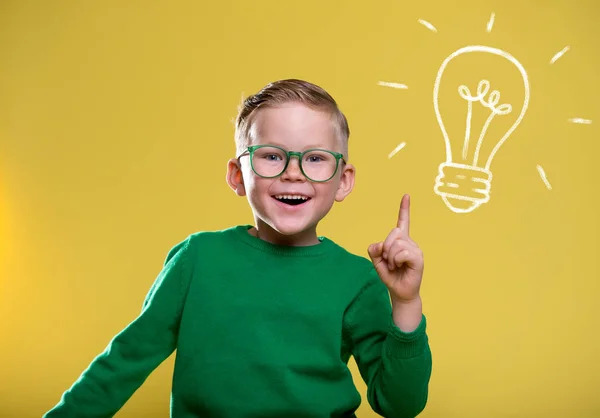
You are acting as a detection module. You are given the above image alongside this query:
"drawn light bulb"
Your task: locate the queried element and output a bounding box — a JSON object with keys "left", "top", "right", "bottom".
{"left": 433, "top": 45, "right": 530, "bottom": 213}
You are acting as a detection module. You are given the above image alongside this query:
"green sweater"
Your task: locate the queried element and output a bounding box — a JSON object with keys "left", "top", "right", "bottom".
{"left": 44, "top": 225, "right": 432, "bottom": 418}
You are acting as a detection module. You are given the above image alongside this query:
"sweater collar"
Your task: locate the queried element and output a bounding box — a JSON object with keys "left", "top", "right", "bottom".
{"left": 233, "top": 225, "right": 336, "bottom": 257}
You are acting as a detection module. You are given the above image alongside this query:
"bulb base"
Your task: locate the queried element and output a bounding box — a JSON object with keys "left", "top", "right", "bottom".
{"left": 434, "top": 162, "right": 493, "bottom": 214}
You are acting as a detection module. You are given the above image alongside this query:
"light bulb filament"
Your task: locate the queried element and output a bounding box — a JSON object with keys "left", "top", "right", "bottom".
{"left": 458, "top": 80, "right": 512, "bottom": 165}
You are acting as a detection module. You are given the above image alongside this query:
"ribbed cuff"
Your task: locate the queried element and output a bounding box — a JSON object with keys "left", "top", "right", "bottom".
{"left": 383, "top": 314, "right": 428, "bottom": 358}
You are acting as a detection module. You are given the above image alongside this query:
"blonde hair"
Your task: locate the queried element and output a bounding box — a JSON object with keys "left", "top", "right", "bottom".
{"left": 234, "top": 79, "right": 350, "bottom": 159}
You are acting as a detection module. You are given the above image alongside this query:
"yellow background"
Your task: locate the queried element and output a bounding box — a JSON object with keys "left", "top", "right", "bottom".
{"left": 1, "top": 0, "right": 599, "bottom": 417}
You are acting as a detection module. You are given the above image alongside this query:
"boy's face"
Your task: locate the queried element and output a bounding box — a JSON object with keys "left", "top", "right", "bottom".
{"left": 227, "top": 103, "right": 355, "bottom": 245}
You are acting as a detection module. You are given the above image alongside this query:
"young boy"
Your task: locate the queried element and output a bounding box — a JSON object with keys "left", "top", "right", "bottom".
{"left": 44, "top": 79, "right": 432, "bottom": 418}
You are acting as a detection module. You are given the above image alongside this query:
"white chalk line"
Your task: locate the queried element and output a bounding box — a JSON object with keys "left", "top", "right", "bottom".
{"left": 486, "top": 12, "right": 495, "bottom": 33}
{"left": 536, "top": 165, "right": 552, "bottom": 190}
{"left": 568, "top": 118, "right": 592, "bottom": 124}
{"left": 418, "top": 19, "right": 437, "bottom": 33}
{"left": 550, "top": 46, "right": 570, "bottom": 64}
{"left": 388, "top": 142, "right": 406, "bottom": 159}
{"left": 377, "top": 81, "right": 408, "bottom": 89}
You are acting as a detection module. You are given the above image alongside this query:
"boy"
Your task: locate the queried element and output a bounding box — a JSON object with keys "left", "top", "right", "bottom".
{"left": 44, "top": 79, "right": 432, "bottom": 417}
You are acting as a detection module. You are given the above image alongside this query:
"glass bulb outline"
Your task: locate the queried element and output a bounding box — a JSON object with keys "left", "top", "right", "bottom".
{"left": 433, "top": 45, "right": 530, "bottom": 171}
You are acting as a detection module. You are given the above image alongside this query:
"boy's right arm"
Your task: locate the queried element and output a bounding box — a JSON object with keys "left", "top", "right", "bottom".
{"left": 44, "top": 236, "right": 195, "bottom": 418}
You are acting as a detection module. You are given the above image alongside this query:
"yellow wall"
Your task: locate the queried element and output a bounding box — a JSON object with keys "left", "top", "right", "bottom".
{"left": 1, "top": 1, "right": 599, "bottom": 417}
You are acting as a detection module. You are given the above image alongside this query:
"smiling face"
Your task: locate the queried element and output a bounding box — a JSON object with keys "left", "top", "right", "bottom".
{"left": 227, "top": 102, "right": 355, "bottom": 246}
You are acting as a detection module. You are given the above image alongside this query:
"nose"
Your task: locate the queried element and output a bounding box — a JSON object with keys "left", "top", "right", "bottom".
{"left": 280, "top": 156, "right": 306, "bottom": 181}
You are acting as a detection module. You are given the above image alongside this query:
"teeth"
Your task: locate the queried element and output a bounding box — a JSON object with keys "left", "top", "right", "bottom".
{"left": 274, "top": 194, "right": 309, "bottom": 200}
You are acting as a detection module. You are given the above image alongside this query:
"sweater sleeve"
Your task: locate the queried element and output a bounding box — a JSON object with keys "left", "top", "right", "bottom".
{"left": 343, "top": 266, "right": 432, "bottom": 418}
{"left": 43, "top": 236, "right": 195, "bottom": 418}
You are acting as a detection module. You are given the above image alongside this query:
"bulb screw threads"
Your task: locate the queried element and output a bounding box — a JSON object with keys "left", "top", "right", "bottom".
{"left": 434, "top": 162, "right": 493, "bottom": 213}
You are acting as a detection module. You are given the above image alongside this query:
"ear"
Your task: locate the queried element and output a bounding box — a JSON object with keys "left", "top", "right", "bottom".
{"left": 226, "top": 158, "right": 247, "bottom": 197}
{"left": 334, "top": 163, "right": 355, "bottom": 202}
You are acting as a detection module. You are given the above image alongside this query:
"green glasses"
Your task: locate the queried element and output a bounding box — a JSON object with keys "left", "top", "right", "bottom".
{"left": 237, "top": 144, "right": 346, "bottom": 182}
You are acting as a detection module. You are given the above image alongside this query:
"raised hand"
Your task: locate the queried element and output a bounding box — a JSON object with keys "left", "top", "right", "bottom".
{"left": 367, "top": 194, "right": 424, "bottom": 305}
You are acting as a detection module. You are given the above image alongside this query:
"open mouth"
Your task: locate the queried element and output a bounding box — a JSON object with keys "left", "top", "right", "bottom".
{"left": 272, "top": 195, "right": 311, "bottom": 206}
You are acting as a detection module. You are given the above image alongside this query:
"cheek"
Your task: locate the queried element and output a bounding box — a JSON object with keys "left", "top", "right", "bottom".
{"left": 314, "top": 182, "right": 339, "bottom": 200}
{"left": 245, "top": 176, "right": 272, "bottom": 200}
{"left": 240, "top": 166, "right": 258, "bottom": 191}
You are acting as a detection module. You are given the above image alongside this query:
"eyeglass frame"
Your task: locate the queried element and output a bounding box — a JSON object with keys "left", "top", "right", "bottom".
{"left": 236, "top": 144, "right": 347, "bottom": 183}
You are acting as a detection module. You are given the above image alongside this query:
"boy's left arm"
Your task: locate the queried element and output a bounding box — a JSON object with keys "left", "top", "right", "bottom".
{"left": 348, "top": 194, "right": 432, "bottom": 417}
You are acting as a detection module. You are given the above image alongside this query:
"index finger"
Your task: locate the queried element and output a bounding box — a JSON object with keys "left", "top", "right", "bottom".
{"left": 396, "top": 194, "right": 410, "bottom": 235}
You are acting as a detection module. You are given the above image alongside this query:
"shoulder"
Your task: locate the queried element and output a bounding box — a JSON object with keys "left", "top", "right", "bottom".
{"left": 163, "top": 225, "right": 241, "bottom": 264}
{"left": 332, "top": 243, "right": 372, "bottom": 270}
{"left": 326, "top": 238, "right": 380, "bottom": 288}
{"left": 326, "top": 237, "right": 373, "bottom": 268}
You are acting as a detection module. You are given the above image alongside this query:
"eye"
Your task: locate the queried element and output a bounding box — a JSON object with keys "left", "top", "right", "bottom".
{"left": 264, "top": 154, "right": 282, "bottom": 161}
{"left": 305, "top": 152, "right": 329, "bottom": 163}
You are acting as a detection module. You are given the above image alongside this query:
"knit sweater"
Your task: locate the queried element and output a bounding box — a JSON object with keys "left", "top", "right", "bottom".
{"left": 44, "top": 225, "right": 432, "bottom": 418}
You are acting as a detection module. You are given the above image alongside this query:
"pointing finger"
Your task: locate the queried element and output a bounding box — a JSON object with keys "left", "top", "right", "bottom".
{"left": 396, "top": 194, "right": 411, "bottom": 236}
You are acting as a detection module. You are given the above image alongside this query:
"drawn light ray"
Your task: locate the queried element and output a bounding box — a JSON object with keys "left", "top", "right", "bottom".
{"left": 388, "top": 142, "right": 406, "bottom": 159}
{"left": 378, "top": 81, "right": 408, "bottom": 89}
{"left": 568, "top": 118, "right": 592, "bottom": 124}
{"left": 486, "top": 13, "right": 495, "bottom": 33}
{"left": 418, "top": 19, "right": 437, "bottom": 33}
{"left": 537, "top": 165, "right": 552, "bottom": 190}
{"left": 550, "top": 46, "right": 570, "bottom": 64}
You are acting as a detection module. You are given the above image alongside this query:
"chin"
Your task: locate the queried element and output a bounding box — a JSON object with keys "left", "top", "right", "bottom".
{"left": 268, "top": 219, "right": 313, "bottom": 236}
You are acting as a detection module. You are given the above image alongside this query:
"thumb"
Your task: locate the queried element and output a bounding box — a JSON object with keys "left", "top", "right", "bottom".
{"left": 367, "top": 242, "right": 384, "bottom": 265}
